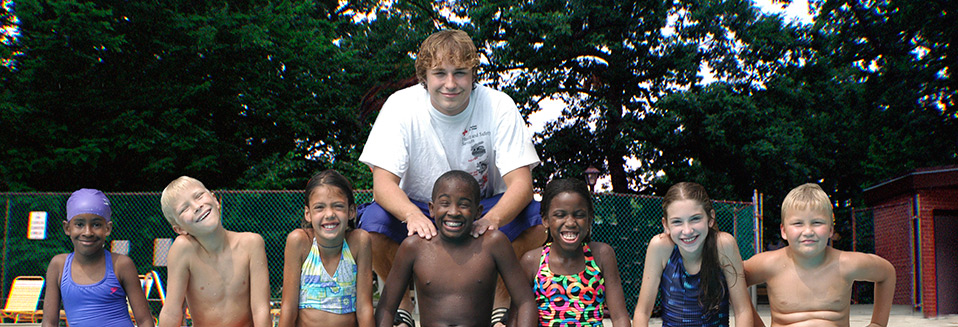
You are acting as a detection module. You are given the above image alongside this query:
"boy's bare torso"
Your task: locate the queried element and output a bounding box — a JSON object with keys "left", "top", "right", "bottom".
{"left": 761, "top": 248, "right": 854, "bottom": 327}
{"left": 182, "top": 231, "right": 258, "bottom": 327}
{"left": 412, "top": 235, "right": 500, "bottom": 327}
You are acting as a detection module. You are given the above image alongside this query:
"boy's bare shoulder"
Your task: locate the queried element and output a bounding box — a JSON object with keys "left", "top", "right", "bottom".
{"left": 398, "top": 232, "right": 427, "bottom": 250}
{"left": 171, "top": 234, "right": 200, "bottom": 253}
{"left": 837, "top": 249, "right": 892, "bottom": 276}
{"left": 231, "top": 231, "right": 265, "bottom": 248}
{"left": 748, "top": 247, "right": 786, "bottom": 264}
{"left": 480, "top": 229, "right": 510, "bottom": 244}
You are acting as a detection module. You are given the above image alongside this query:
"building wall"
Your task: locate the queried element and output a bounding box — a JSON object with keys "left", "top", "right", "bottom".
{"left": 872, "top": 195, "right": 915, "bottom": 305}
{"left": 918, "top": 189, "right": 958, "bottom": 317}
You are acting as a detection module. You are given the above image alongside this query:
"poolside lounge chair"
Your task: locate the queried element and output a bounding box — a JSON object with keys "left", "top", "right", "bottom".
{"left": 1, "top": 276, "right": 44, "bottom": 323}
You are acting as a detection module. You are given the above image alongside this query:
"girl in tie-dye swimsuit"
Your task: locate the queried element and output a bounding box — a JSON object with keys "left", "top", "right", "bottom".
{"left": 278, "top": 170, "right": 374, "bottom": 327}
{"left": 514, "top": 178, "right": 632, "bottom": 327}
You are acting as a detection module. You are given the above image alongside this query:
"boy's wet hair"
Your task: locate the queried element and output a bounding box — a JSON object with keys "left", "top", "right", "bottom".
{"left": 432, "top": 170, "right": 480, "bottom": 203}
{"left": 302, "top": 169, "right": 356, "bottom": 229}
{"left": 415, "top": 30, "right": 480, "bottom": 86}
{"left": 160, "top": 176, "right": 207, "bottom": 226}
{"left": 781, "top": 183, "right": 833, "bottom": 223}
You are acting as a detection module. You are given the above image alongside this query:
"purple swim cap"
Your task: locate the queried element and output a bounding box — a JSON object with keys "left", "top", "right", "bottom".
{"left": 66, "top": 188, "right": 112, "bottom": 221}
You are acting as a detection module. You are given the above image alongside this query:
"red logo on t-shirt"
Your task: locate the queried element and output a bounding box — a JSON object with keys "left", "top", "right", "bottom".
{"left": 111, "top": 287, "right": 119, "bottom": 294}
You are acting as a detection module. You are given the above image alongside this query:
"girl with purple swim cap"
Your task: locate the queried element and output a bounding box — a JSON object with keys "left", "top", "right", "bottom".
{"left": 40, "top": 189, "right": 155, "bottom": 327}
{"left": 65, "top": 188, "right": 112, "bottom": 221}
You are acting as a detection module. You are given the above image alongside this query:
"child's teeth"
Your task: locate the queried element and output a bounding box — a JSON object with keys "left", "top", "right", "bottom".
{"left": 445, "top": 221, "right": 462, "bottom": 227}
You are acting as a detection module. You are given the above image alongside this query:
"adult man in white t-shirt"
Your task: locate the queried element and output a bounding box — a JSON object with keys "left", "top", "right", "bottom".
{"left": 358, "top": 29, "right": 545, "bottom": 327}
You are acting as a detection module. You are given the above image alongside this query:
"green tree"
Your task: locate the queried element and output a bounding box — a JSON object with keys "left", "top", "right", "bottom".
{"left": 0, "top": 0, "right": 402, "bottom": 191}
{"left": 464, "top": 0, "right": 781, "bottom": 194}
{"left": 649, "top": 0, "right": 956, "bottom": 237}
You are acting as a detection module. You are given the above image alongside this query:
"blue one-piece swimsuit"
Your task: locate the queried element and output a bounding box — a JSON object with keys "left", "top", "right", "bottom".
{"left": 659, "top": 245, "right": 730, "bottom": 327}
{"left": 60, "top": 250, "right": 135, "bottom": 327}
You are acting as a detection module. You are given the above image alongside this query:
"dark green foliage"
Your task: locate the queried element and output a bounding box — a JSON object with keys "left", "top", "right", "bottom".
{"left": 0, "top": 0, "right": 414, "bottom": 192}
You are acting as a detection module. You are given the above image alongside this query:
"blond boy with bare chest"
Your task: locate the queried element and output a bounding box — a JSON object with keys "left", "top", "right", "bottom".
{"left": 744, "top": 183, "right": 895, "bottom": 327}
{"left": 158, "top": 176, "right": 271, "bottom": 327}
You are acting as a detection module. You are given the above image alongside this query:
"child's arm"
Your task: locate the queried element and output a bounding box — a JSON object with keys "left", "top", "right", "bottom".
{"left": 592, "top": 242, "right": 631, "bottom": 327}
{"left": 351, "top": 230, "right": 376, "bottom": 327}
{"left": 158, "top": 236, "right": 191, "bottom": 327}
{"left": 632, "top": 234, "right": 670, "bottom": 327}
{"left": 374, "top": 237, "right": 418, "bottom": 327}
{"left": 717, "top": 233, "right": 753, "bottom": 327}
{"left": 41, "top": 255, "right": 65, "bottom": 327}
{"left": 245, "top": 233, "right": 272, "bottom": 327}
{"left": 743, "top": 252, "right": 771, "bottom": 327}
{"left": 507, "top": 248, "right": 541, "bottom": 327}
{"left": 848, "top": 253, "right": 895, "bottom": 327}
{"left": 278, "top": 229, "right": 309, "bottom": 327}
{"left": 489, "top": 232, "right": 536, "bottom": 327}
{"left": 115, "top": 254, "right": 155, "bottom": 327}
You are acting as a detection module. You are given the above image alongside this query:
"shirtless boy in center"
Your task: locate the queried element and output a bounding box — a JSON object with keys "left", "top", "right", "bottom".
{"left": 374, "top": 170, "right": 537, "bottom": 327}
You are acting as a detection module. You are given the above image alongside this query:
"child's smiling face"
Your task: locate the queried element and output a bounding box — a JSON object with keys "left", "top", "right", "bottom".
{"left": 170, "top": 181, "right": 221, "bottom": 236}
{"left": 429, "top": 178, "right": 481, "bottom": 242}
{"left": 781, "top": 208, "right": 833, "bottom": 258}
{"left": 543, "top": 191, "right": 592, "bottom": 251}
{"left": 63, "top": 213, "right": 112, "bottom": 256}
{"left": 304, "top": 185, "right": 354, "bottom": 246}
{"left": 662, "top": 199, "right": 713, "bottom": 255}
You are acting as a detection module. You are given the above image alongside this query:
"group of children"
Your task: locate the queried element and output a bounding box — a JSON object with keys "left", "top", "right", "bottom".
{"left": 41, "top": 171, "right": 895, "bottom": 327}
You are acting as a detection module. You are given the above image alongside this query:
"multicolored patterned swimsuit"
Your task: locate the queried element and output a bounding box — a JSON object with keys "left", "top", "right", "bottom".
{"left": 534, "top": 242, "right": 605, "bottom": 327}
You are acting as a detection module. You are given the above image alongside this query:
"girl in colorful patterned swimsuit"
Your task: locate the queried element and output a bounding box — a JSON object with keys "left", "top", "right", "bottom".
{"left": 511, "top": 178, "right": 631, "bottom": 326}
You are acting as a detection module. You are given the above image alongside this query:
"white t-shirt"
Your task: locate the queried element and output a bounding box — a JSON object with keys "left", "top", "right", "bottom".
{"left": 360, "top": 84, "right": 540, "bottom": 203}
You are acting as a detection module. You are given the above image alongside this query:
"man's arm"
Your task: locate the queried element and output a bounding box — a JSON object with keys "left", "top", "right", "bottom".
{"left": 717, "top": 233, "right": 754, "bottom": 327}
{"left": 41, "top": 255, "right": 64, "bottom": 327}
{"left": 158, "top": 236, "right": 191, "bottom": 327}
{"left": 245, "top": 233, "right": 271, "bottom": 327}
{"left": 489, "top": 232, "right": 536, "bottom": 327}
{"left": 849, "top": 253, "right": 895, "bottom": 327}
{"left": 743, "top": 251, "right": 771, "bottom": 327}
{"left": 471, "top": 165, "right": 534, "bottom": 237}
{"left": 116, "top": 254, "right": 155, "bottom": 327}
{"left": 371, "top": 166, "right": 437, "bottom": 239}
{"left": 374, "top": 237, "right": 418, "bottom": 327}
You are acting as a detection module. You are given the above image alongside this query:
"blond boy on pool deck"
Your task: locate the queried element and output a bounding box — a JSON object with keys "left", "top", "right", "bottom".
{"left": 744, "top": 183, "right": 895, "bottom": 327}
{"left": 158, "top": 176, "right": 271, "bottom": 327}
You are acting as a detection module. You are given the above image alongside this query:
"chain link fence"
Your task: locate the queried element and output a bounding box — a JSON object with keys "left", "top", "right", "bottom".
{"left": 2, "top": 191, "right": 756, "bottom": 319}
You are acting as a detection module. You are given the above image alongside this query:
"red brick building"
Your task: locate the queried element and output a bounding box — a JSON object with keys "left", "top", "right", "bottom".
{"left": 863, "top": 165, "right": 958, "bottom": 318}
